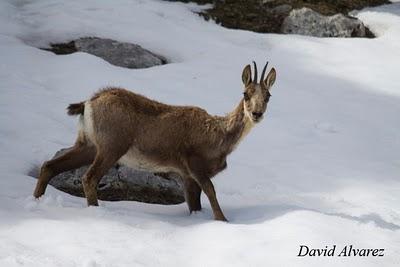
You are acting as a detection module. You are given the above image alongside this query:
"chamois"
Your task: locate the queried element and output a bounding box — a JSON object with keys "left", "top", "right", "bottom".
{"left": 34, "top": 61, "right": 277, "bottom": 221}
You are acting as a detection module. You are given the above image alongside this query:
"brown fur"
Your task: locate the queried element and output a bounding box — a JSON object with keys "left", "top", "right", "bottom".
{"left": 34, "top": 62, "right": 277, "bottom": 221}
{"left": 67, "top": 102, "right": 85, "bottom": 115}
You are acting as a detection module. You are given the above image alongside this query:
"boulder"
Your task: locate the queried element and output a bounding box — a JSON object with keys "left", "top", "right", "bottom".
{"left": 74, "top": 37, "right": 167, "bottom": 69}
{"left": 270, "top": 4, "right": 292, "bottom": 15}
{"left": 45, "top": 148, "right": 185, "bottom": 204}
{"left": 281, "top": 7, "right": 367, "bottom": 37}
{"left": 43, "top": 37, "right": 167, "bottom": 69}
{"left": 171, "top": 0, "right": 387, "bottom": 37}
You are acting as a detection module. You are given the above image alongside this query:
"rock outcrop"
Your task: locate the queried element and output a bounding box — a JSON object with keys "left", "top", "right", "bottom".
{"left": 75, "top": 37, "right": 167, "bottom": 69}
{"left": 43, "top": 37, "right": 167, "bottom": 69}
{"left": 36, "top": 148, "right": 185, "bottom": 205}
{"left": 282, "top": 8, "right": 367, "bottom": 37}
{"left": 167, "top": 0, "right": 389, "bottom": 37}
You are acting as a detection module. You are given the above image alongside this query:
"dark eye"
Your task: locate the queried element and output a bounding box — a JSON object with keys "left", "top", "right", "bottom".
{"left": 243, "top": 92, "right": 250, "bottom": 101}
{"left": 265, "top": 94, "right": 271, "bottom": 102}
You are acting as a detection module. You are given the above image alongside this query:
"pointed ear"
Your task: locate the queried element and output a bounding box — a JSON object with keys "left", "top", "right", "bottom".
{"left": 263, "top": 68, "right": 276, "bottom": 90}
{"left": 242, "top": 64, "right": 252, "bottom": 86}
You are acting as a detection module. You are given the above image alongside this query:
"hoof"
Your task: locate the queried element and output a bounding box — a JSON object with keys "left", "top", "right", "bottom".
{"left": 214, "top": 215, "right": 228, "bottom": 222}
{"left": 86, "top": 199, "right": 99, "bottom": 206}
{"left": 189, "top": 207, "right": 202, "bottom": 214}
{"left": 33, "top": 185, "right": 45, "bottom": 199}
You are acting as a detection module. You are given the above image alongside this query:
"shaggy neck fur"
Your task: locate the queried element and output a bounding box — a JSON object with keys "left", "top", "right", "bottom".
{"left": 218, "top": 98, "right": 255, "bottom": 154}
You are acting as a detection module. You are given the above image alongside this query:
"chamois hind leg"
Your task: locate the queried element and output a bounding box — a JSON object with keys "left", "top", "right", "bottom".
{"left": 81, "top": 149, "right": 126, "bottom": 206}
{"left": 34, "top": 142, "right": 96, "bottom": 198}
{"left": 183, "top": 178, "right": 202, "bottom": 213}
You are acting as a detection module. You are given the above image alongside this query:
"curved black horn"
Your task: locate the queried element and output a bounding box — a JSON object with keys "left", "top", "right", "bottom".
{"left": 252, "top": 61, "right": 258, "bottom": 83}
{"left": 260, "top": 61, "right": 269, "bottom": 82}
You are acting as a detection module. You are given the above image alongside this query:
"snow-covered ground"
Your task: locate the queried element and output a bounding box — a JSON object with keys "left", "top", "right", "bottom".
{"left": 1, "top": 0, "right": 399, "bottom": 266}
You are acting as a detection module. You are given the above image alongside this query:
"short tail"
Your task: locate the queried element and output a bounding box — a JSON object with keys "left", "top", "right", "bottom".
{"left": 67, "top": 102, "right": 85, "bottom": 116}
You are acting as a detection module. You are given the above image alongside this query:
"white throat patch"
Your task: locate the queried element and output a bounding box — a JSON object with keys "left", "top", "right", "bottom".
{"left": 238, "top": 101, "right": 255, "bottom": 144}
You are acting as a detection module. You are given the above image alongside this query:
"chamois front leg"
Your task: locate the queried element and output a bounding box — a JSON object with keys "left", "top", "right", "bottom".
{"left": 187, "top": 156, "right": 228, "bottom": 221}
{"left": 197, "top": 178, "right": 227, "bottom": 222}
{"left": 183, "top": 178, "right": 202, "bottom": 213}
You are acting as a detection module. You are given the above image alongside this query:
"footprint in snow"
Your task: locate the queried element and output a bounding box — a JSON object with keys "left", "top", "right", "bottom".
{"left": 314, "top": 121, "right": 338, "bottom": 134}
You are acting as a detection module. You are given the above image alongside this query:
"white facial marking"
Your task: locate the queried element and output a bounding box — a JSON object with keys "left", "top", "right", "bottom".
{"left": 244, "top": 85, "right": 265, "bottom": 122}
{"left": 244, "top": 100, "right": 253, "bottom": 120}
{"left": 237, "top": 101, "right": 256, "bottom": 147}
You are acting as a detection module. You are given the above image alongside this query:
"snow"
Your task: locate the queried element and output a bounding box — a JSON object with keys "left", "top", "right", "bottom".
{"left": 1, "top": 0, "right": 400, "bottom": 266}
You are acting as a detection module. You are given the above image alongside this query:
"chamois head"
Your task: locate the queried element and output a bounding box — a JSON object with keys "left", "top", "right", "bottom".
{"left": 241, "top": 61, "right": 276, "bottom": 123}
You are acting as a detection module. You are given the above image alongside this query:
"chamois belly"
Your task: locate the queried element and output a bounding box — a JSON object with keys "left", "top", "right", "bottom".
{"left": 118, "top": 148, "right": 173, "bottom": 173}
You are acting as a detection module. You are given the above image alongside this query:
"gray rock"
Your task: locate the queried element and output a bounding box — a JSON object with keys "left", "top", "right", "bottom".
{"left": 261, "top": 0, "right": 275, "bottom": 4}
{"left": 271, "top": 4, "right": 292, "bottom": 15}
{"left": 47, "top": 148, "right": 184, "bottom": 204}
{"left": 282, "top": 8, "right": 367, "bottom": 38}
{"left": 74, "top": 37, "right": 167, "bottom": 69}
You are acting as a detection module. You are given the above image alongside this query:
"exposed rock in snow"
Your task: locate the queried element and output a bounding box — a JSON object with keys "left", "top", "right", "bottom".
{"left": 44, "top": 37, "right": 167, "bottom": 69}
{"left": 46, "top": 148, "right": 184, "bottom": 204}
{"left": 75, "top": 37, "right": 167, "bottom": 68}
{"left": 270, "top": 4, "right": 292, "bottom": 15}
{"left": 282, "top": 7, "right": 368, "bottom": 37}
{"left": 180, "top": 0, "right": 386, "bottom": 36}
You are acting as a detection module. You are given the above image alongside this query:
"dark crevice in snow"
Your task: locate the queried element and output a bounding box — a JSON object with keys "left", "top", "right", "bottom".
{"left": 41, "top": 41, "right": 77, "bottom": 55}
{"left": 326, "top": 212, "right": 400, "bottom": 231}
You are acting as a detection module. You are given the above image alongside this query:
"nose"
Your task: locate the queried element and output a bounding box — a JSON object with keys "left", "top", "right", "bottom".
{"left": 252, "top": 112, "right": 263, "bottom": 119}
